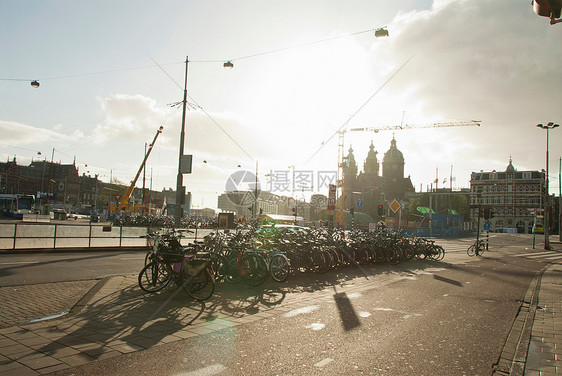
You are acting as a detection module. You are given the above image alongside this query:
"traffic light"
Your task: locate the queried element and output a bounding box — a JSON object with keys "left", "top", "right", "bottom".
{"left": 292, "top": 207, "right": 297, "bottom": 215}
{"left": 483, "top": 208, "right": 490, "bottom": 220}
{"left": 350, "top": 207, "right": 355, "bottom": 216}
{"left": 377, "top": 204, "right": 384, "bottom": 216}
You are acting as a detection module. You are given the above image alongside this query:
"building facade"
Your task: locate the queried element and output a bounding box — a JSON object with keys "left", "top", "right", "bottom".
{"left": 0, "top": 158, "right": 99, "bottom": 212}
{"left": 470, "top": 158, "right": 545, "bottom": 233}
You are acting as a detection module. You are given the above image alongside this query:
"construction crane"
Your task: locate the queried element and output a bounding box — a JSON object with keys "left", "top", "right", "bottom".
{"left": 349, "top": 120, "right": 481, "bottom": 133}
{"left": 334, "top": 120, "right": 481, "bottom": 226}
{"left": 111, "top": 126, "right": 164, "bottom": 213}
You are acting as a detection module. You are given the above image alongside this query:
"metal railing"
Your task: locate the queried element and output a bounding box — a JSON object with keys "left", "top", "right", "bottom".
{"left": 0, "top": 223, "right": 214, "bottom": 251}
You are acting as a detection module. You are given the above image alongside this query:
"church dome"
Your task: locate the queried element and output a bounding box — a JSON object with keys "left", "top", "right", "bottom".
{"left": 506, "top": 157, "right": 515, "bottom": 173}
{"left": 382, "top": 138, "right": 404, "bottom": 164}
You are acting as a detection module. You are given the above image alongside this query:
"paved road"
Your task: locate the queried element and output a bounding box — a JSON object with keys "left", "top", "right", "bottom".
{"left": 0, "top": 234, "right": 560, "bottom": 375}
{"left": 0, "top": 251, "right": 145, "bottom": 286}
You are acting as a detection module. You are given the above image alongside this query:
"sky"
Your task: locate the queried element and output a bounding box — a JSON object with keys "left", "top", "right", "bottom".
{"left": 1, "top": 0, "right": 561, "bottom": 209}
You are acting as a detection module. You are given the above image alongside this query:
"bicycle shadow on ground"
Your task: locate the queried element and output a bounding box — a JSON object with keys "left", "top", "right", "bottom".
{"left": 30, "top": 258, "right": 462, "bottom": 360}
{"left": 33, "top": 277, "right": 208, "bottom": 360}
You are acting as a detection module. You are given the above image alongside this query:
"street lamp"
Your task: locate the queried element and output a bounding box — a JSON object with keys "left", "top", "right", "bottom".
{"left": 537, "top": 122, "right": 559, "bottom": 250}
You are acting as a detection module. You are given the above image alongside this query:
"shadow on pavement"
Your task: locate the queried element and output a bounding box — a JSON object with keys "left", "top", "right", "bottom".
{"left": 31, "top": 258, "right": 487, "bottom": 360}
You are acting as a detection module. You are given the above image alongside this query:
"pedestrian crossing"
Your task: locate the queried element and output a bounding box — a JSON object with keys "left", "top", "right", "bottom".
{"left": 513, "top": 250, "right": 562, "bottom": 262}
{"left": 432, "top": 240, "right": 562, "bottom": 263}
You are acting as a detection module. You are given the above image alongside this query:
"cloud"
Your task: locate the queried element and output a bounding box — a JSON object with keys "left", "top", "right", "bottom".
{"left": 346, "top": 0, "right": 562, "bottom": 188}
{"left": 92, "top": 94, "right": 170, "bottom": 143}
{"left": 0, "top": 120, "right": 66, "bottom": 145}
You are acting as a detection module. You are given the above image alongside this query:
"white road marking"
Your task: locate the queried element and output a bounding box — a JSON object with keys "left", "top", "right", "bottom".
{"left": 525, "top": 252, "right": 561, "bottom": 258}
{"left": 347, "top": 292, "right": 362, "bottom": 298}
{"left": 175, "top": 364, "right": 226, "bottom": 376}
{"left": 305, "top": 323, "right": 325, "bottom": 331}
{"left": 514, "top": 251, "right": 559, "bottom": 257}
{"left": 541, "top": 255, "right": 562, "bottom": 260}
{"left": 315, "top": 358, "right": 334, "bottom": 368}
{"left": 284, "top": 305, "right": 320, "bottom": 317}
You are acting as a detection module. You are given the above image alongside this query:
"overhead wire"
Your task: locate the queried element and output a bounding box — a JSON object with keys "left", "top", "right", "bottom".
{"left": 149, "top": 55, "right": 254, "bottom": 161}
{"left": 1, "top": 1, "right": 469, "bottom": 180}
{"left": 301, "top": 53, "right": 417, "bottom": 165}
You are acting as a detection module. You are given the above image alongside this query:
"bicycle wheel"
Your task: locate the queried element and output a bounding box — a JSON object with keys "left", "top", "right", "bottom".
{"left": 467, "top": 245, "right": 476, "bottom": 257}
{"left": 225, "top": 256, "right": 243, "bottom": 284}
{"left": 211, "top": 255, "right": 229, "bottom": 283}
{"left": 477, "top": 243, "right": 485, "bottom": 256}
{"left": 269, "top": 254, "right": 289, "bottom": 282}
{"left": 182, "top": 262, "right": 215, "bottom": 301}
{"left": 435, "top": 245, "right": 445, "bottom": 260}
{"left": 310, "top": 250, "right": 328, "bottom": 273}
{"left": 240, "top": 253, "right": 268, "bottom": 287}
{"left": 138, "top": 261, "right": 171, "bottom": 292}
{"left": 386, "top": 248, "right": 401, "bottom": 265}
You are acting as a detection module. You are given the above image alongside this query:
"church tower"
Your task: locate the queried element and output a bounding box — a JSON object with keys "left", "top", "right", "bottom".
{"left": 343, "top": 146, "right": 358, "bottom": 180}
{"left": 363, "top": 141, "right": 379, "bottom": 175}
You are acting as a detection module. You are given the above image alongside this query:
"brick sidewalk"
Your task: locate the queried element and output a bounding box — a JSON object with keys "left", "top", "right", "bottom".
{"left": 524, "top": 262, "right": 562, "bottom": 375}
{"left": 0, "top": 280, "right": 98, "bottom": 329}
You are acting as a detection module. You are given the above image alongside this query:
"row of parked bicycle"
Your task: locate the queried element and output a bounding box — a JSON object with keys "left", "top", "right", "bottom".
{"left": 113, "top": 214, "right": 218, "bottom": 229}
{"left": 137, "top": 225, "right": 446, "bottom": 301}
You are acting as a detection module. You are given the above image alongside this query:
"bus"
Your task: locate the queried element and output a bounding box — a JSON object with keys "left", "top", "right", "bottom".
{"left": 533, "top": 215, "right": 544, "bottom": 234}
{"left": 0, "top": 194, "right": 36, "bottom": 219}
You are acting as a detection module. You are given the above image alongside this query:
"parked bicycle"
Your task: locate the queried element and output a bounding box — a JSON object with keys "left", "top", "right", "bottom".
{"left": 138, "top": 232, "right": 215, "bottom": 301}
{"left": 467, "top": 239, "right": 485, "bottom": 257}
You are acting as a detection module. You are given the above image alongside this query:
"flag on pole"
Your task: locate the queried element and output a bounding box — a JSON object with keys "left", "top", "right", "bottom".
{"left": 433, "top": 178, "right": 438, "bottom": 184}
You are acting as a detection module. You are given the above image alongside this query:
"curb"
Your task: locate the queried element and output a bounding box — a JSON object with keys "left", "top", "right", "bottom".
{"left": 68, "top": 276, "right": 112, "bottom": 315}
{"left": 492, "top": 264, "right": 546, "bottom": 375}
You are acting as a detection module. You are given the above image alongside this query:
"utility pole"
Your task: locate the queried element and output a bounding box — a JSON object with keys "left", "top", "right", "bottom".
{"left": 142, "top": 142, "right": 146, "bottom": 215}
{"left": 175, "top": 56, "right": 189, "bottom": 228}
{"left": 46, "top": 148, "right": 55, "bottom": 213}
{"left": 254, "top": 161, "right": 259, "bottom": 219}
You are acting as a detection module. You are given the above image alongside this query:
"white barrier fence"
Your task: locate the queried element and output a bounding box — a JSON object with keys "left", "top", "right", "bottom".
{"left": 0, "top": 223, "right": 215, "bottom": 251}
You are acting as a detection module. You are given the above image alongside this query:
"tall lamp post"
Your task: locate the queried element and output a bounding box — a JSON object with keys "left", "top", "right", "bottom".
{"left": 175, "top": 57, "right": 189, "bottom": 228}
{"left": 537, "top": 122, "right": 559, "bottom": 250}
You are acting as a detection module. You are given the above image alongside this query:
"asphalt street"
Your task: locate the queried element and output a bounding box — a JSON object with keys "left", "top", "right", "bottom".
{"left": 0, "top": 233, "right": 560, "bottom": 375}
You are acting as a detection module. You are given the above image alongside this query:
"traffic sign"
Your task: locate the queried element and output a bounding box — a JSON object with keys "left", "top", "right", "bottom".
{"left": 357, "top": 199, "right": 363, "bottom": 207}
{"left": 483, "top": 222, "right": 490, "bottom": 231}
{"left": 389, "top": 199, "right": 401, "bottom": 213}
